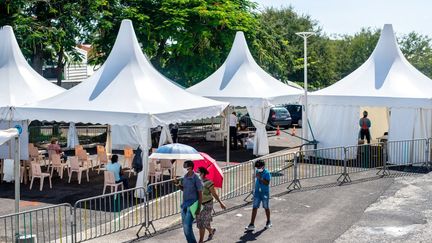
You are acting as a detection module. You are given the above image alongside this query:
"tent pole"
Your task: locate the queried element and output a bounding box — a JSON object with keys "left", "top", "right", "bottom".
{"left": 226, "top": 107, "right": 230, "bottom": 167}
{"left": 14, "top": 135, "right": 20, "bottom": 239}
{"left": 8, "top": 119, "right": 12, "bottom": 159}
{"left": 106, "top": 125, "right": 112, "bottom": 154}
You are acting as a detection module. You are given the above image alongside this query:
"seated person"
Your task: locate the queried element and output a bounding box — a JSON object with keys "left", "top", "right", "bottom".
{"left": 47, "top": 138, "right": 67, "bottom": 161}
{"left": 238, "top": 122, "right": 250, "bottom": 147}
{"left": 106, "top": 154, "right": 129, "bottom": 189}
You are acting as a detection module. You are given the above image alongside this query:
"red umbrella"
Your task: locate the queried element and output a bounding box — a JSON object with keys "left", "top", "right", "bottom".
{"left": 193, "top": 152, "right": 223, "bottom": 188}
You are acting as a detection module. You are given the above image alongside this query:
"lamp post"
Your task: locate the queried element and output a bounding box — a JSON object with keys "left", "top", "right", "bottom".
{"left": 296, "top": 32, "right": 315, "bottom": 142}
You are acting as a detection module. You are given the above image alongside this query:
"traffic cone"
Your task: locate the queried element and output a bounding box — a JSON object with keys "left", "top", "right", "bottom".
{"left": 276, "top": 125, "right": 280, "bottom": 136}
{"left": 291, "top": 126, "right": 296, "bottom": 136}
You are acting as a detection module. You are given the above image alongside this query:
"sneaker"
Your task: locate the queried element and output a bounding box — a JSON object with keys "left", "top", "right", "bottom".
{"left": 245, "top": 224, "right": 255, "bottom": 231}
{"left": 265, "top": 221, "right": 272, "bottom": 229}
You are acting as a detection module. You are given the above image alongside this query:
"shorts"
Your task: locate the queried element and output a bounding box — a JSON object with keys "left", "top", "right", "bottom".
{"left": 253, "top": 193, "right": 269, "bottom": 209}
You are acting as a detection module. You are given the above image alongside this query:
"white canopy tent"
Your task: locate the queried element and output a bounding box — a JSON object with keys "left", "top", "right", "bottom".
{"left": 0, "top": 25, "right": 65, "bottom": 160}
{"left": 7, "top": 20, "right": 228, "bottom": 187}
{"left": 0, "top": 128, "right": 20, "bottom": 216}
{"left": 308, "top": 24, "right": 432, "bottom": 162}
{"left": 188, "top": 31, "right": 302, "bottom": 156}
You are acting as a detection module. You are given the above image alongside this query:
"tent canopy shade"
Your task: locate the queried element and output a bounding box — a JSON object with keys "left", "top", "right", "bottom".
{"left": 310, "top": 24, "right": 432, "bottom": 108}
{"left": 187, "top": 31, "right": 302, "bottom": 107}
{"left": 188, "top": 31, "right": 302, "bottom": 156}
{"left": 307, "top": 24, "right": 432, "bottom": 149}
{"left": 0, "top": 26, "right": 64, "bottom": 109}
{"left": 7, "top": 20, "right": 228, "bottom": 127}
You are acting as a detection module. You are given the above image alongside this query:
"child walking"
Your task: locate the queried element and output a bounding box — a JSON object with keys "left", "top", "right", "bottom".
{"left": 245, "top": 160, "right": 271, "bottom": 231}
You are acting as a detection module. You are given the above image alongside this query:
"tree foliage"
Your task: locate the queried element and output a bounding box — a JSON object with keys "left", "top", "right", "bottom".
{"left": 1, "top": 2, "right": 432, "bottom": 89}
{"left": 87, "top": 0, "right": 257, "bottom": 87}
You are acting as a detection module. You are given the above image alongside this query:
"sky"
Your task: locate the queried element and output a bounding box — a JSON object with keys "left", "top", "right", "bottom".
{"left": 253, "top": 0, "right": 432, "bottom": 37}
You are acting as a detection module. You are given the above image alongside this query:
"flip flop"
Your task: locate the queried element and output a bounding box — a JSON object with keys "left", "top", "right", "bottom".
{"left": 207, "top": 228, "right": 216, "bottom": 240}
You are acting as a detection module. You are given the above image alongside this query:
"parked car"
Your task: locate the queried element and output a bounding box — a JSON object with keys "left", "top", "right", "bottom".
{"left": 284, "top": 104, "right": 302, "bottom": 127}
{"left": 239, "top": 106, "right": 292, "bottom": 129}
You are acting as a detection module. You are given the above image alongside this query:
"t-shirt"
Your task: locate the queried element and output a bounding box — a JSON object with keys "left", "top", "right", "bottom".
{"left": 359, "top": 117, "right": 371, "bottom": 130}
{"left": 202, "top": 179, "right": 214, "bottom": 203}
{"left": 181, "top": 173, "right": 203, "bottom": 207}
{"left": 106, "top": 163, "right": 121, "bottom": 181}
{"left": 254, "top": 169, "right": 271, "bottom": 195}
{"left": 47, "top": 143, "right": 61, "bottom": 154}
{"left": 229, "top": 114, "right": 238, "bottom": 127}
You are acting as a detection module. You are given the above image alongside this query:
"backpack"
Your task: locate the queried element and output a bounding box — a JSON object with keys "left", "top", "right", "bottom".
{"left": 132, "top": 146, "right": 143, "bottom": 173}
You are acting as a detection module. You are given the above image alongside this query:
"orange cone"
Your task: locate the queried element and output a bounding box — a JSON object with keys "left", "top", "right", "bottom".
{"left": 276, "top": 125, "right": 280, "bottom": 136}
{"left": 291, "top": 126, "right": 296, "bottom": 136}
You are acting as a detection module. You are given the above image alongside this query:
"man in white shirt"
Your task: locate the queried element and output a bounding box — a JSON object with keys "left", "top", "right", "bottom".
{"left": 229, "top": 112, "right": 238, "bottom": 149}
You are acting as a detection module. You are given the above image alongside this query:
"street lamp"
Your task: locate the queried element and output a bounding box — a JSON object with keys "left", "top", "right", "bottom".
{"left": 296, "top": 31, "right": 315, "bottom": 143}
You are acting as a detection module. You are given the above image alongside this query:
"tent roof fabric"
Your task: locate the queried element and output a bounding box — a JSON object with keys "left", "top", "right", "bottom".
{"left": 187, "top": 31, "right": 302, "bottom": 107}
{"left": 0, "top": 26, "right": 64, "bottom": 110}
{"left": 310, "top": 24, "right": 432, "bottom": 108}
{"left": 0, "top": 128, "right": 18, "bottom": 146}
{"left": 10, "top": 20, "right": 227, "bottom": 127}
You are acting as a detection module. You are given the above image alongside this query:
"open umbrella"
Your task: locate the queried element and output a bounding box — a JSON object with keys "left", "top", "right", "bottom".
{"left": 149, "top": 143, "right": 203, "bottom": 160}
{"left": 193, "top": 152, "right": 223, "bottom": 188}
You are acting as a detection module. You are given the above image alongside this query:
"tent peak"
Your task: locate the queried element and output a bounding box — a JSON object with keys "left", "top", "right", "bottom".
{"left": 370, "top": 24, "right": 402, "bottom": 88}
{"left": 89, "top": 19, "right": 145, "bottom": 100}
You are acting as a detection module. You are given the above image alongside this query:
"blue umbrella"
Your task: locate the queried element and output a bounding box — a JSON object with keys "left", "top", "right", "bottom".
{"left": 149, "top": 143, "right": 203, "bottom": 160}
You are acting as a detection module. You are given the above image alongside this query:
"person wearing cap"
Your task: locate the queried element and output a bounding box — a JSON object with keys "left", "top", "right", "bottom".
{"left": 245, "top": 160, "right": 272, "bottom": 231}
{"left": 174, "top": 160, "right": 203, "bottom": 243}
{"left": 359, "top": 110, "right": 372, "bottom": 144}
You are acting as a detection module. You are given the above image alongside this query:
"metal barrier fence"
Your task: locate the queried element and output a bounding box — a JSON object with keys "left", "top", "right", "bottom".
{"left": 2, "top": 137, "right": 432, "bottom": 242}
{"left": 146, "top": 179, "right": 182, "bottom": 222}
{"left": 0, "top": 203, "right": 73, "bottom": 243}
{"left": 386, "top": 139, "right": 428, "bottom": 167}
{"left": 73, "top": 187, "right": 146, "bottom": 242}
{"left": 344, "top": 142, "right": 386, "bottom": 174}
{"left": 296, "top": 147, "right": 345, "bottom": 180}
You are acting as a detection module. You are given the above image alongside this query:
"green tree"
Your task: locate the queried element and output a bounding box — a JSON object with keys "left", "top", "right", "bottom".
{"left": 399, "top": 32, "right": 432, "bottom": 78}
{"left": 88, "top": 0, "right": 257, "bottom": 87}
{"left": 2, "top": 0, "right": 103, "bottom": 86}
{"left": 250, "top": 7, "right": 337, "bottom": 90}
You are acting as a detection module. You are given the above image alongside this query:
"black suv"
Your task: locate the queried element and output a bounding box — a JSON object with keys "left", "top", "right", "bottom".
{"left": 239, "top": 106, "right": 292, "bottom": 129}
{"left": 284, "top": 104, "right": 302, "bottom": 127}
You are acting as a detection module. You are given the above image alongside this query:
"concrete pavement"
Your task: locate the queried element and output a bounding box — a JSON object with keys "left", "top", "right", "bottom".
{"left": 137, "top": 172, "right": 401, "bottom": 243}
{"left": 336, "top": 172, "right": 432, "bottom": 243}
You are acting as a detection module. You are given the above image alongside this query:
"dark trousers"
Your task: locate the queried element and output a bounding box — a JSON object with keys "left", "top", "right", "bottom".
{"left": 360, "top": 129, "right": 371, "bottom": 144}
{"left": 171, "top": 128, "right": 178, "bottom": 143}
{"left": 116, "top": 177, "right": 129, "bottom": 189}
{"left": 230, "top": 126, "right": 238, "bottom": 149}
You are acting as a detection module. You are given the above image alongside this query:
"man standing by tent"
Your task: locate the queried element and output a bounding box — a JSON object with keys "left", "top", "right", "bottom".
{"left": 229, "top": 112, "right": 238, "bottom": 149}
{"left": 359, "top": 110, "right": 372, "bottom": 144}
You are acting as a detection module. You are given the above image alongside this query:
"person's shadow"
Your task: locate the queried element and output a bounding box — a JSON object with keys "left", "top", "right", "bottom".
{"left": 236, "top": 228, "right": 267, "bottom": 243}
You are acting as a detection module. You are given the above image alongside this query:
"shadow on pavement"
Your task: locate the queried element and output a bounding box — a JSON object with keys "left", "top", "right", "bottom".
{"left": 236, "top": 228, "right": 267, "bottom": 243}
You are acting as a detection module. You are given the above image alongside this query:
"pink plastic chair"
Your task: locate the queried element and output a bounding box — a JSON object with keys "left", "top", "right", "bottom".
{"left": 97, "top": 152, "right": 108, "bottom": 174}
{"left": 103, "top": 171, "right": 123, "bottom": 194}
{"left": 68, "top": 156, "right": 89, "bottom": 184}
{"left": 148, "top": 160, "right": 162, "bottom": 184}
{"left": 50, "top": 154, "right": 68, "bottom": 179}
{"left": 30, "top": 163, "right": 52, "bottom": 191}
{"left": 122, "top": 147, "right": 135, "bottom": 177}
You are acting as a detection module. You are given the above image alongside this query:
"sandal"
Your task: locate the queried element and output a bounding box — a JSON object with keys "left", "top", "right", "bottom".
{"left": 207, "top": 228, "right": 216, "bottom": 240}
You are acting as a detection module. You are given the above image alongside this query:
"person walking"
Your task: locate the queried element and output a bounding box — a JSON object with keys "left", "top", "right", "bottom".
{"left": 106, "top": 154, "right": 129, "bottom": 189}
{"left": 229, "top": 111, "right": 238, "bottom": 149}
{"left": 196, "top": 167, "right": 226, "bottom": 243}
{"left": 359, "top": 110, "right": 372, "bottom": 144}
{"left": 174, "top": 160, "right": 203, "bottom": 243}
{"left": 245, "top": 160, "right": 272, "bottom": 231}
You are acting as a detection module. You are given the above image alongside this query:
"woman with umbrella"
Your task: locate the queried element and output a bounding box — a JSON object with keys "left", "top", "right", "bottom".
{"left": 196, "top": 166, "right": 226, "bottom": 243}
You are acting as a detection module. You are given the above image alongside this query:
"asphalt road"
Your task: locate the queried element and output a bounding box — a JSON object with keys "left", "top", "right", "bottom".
{"left": 141, "top": 172, "right": 396, "bottom": 243}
